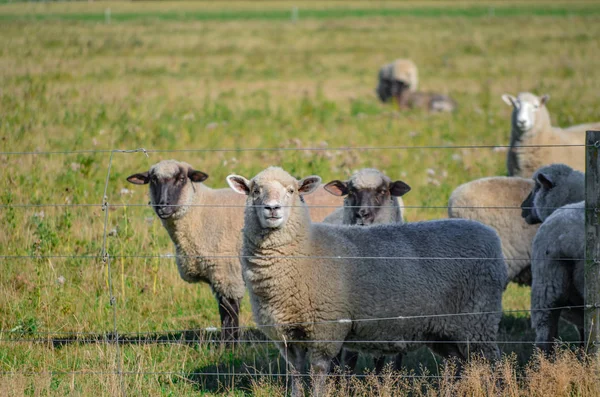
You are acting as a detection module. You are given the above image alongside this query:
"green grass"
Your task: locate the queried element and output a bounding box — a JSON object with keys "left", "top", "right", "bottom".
{"left": 1, "top": 1, "right": 599, "bottom": 395}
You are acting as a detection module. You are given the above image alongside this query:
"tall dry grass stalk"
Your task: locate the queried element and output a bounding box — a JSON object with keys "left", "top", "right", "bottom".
{"left": 295, "top": 349, "right": 600, "bottom": 397}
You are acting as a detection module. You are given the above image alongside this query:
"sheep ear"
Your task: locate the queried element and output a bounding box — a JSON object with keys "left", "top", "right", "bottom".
{"left": 188, "top": 169, "right": 208, "bottom": 183}
{"left": 540, "top": 94, "right": 550, "bottom": 106}
{"left": 501, "top": 94, "right": 516, "bottom": 107}
{"left": 389, "top": 181, "right": 411, "bottom": 197}
{"left": 226, "top": 175, "right": 251, "bottom": 195}
{"left": 127, "top": 172, "right": 150, "bottom": 185}
{"left": 537, "top": 173, "right": 554, "bottom": 190}
{"left": 298, "top": 176, "right": 322, "bottom": 195}
{"left": 323, "top": 180, "right": 349, "bottom": 196}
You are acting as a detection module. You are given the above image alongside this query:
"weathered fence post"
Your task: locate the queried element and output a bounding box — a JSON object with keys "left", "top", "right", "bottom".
{"left": 585, "top": 130, "right": 600, "bottom": 353}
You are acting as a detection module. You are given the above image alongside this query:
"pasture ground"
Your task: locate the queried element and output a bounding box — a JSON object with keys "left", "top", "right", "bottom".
{"left": 1, "top": 1, "right": 599, "bottom": 395}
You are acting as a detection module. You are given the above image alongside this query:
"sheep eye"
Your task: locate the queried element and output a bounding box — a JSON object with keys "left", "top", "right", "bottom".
{"left": 287, "top": 187, "right": 294, "bottom": 194}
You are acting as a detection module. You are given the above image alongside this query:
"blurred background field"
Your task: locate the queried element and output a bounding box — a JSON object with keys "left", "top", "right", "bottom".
{"left": 1, "top": 1, "right": 599, "bottom": 395}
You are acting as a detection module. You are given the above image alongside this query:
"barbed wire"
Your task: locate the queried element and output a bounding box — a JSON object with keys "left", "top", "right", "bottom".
{"left": 0, "top": 370, "right": 529, "bottom": 380}
{"left": 0, "top": 202, "right": 588, "bottom": 211}
{"left": 0, "top": 338, "right": 584, "bottom": 345}
{"left": 0, "top": 254, "right": 587, "bottom": 261}
{"left": 0, "top": 142, "right": 591, "bottom": 156}
{"left": 0, "top": 305, "right": 587, "bottom": 336}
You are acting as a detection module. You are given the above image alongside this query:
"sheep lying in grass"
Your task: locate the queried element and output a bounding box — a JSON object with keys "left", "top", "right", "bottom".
{"left": 323, "top": 168, "right": 410, "bottom": 226}
{"left": 376, "top": 58, "right": 456, "bottom": 112}
{"left": 448, "top": 176, "right": 538, "bottom": 285}
{"left": 502, "top": 92, "right": 600, "bottom": 178}
{"left": 126, "top": 160, "right": 342, "bottom": 341}
{"left": 323, "top": 168, "right": 411, "bottom": 372}
{"left": 227, "top": 166, "right": 506, "bottom": 396}
{"left": 520, "top": 164, "right": 585, "bottom": 353}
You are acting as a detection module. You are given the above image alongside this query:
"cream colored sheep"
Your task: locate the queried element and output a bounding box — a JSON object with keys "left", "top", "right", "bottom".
{"left": 502, "top": 92, "right": 600, "bottom": 177}
{"left": 448, "top": 176, "right": 538, "bottom": 285}
{"left": 228, "top": 166, "right": 506, "bottom": 396}
{"left": 126, "top": 160, "right": 342, "bottom": 341}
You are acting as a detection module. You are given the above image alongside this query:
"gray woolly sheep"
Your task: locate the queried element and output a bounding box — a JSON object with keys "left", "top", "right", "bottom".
{"left": 323, "top": 168, "right": 411, "bottom": 372}
{"left": 227, "top": 166, "right": 506, "bottom": 396}
{"left": 448, "top": 176, "right": 538, "bottom": 285}
{"left": 376, "top": 59, "right": 456, "bottom": 112}
{"left": 502, "top": 92, "right": 600, "bottom": 177}
{"left": 126, "top": 160, "right": 343, "bottom": 341}
{"left": 520, "top": 163, "right": 585, "bottom": 353}
{"left": 323, "top": 168, "right": 410, "bottom": 226}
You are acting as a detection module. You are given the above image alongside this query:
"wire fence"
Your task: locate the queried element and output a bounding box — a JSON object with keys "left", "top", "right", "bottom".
{"left": 1, "top": 143, "right": 594, "bottom": 393}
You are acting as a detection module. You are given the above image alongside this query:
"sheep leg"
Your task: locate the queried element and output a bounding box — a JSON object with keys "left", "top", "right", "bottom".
{"left": 310, "top": 353, "right": 332, "bottom": 397}
{"left": 283, "top": 344, "right": 307, "bottom": 397}
{"left": 218, "top": 296, "right": 240, "bottom": 343}
{"left": 531, "top": 263, "right": 569, "bottom": 355}
{"left": 532, "top": 306, "right": 561, "bottom": 355}
{"left": 330, "top": 349, "right": 358, "bottom": 373}
{"left": 374, "top": 355, "right": 387, "bottom": 374}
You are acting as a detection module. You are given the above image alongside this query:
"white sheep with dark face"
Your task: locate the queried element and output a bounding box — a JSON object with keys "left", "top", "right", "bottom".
{"left": 376, "top": 58, "right": 456, "bottom": 112}
{"left": 126, "top": 160, "right": 344, "bottom": 342}
{"left": 323, "top": 168, "right": 410, "bottom": 226}
{"left": 323, "top": 168, "right": 410, "bottom": 374}
{"left": 502, "top": 92, "right": 600, "bottom": 177}
{"left": 228, "top": 166, "right": 506, "bottom": 396}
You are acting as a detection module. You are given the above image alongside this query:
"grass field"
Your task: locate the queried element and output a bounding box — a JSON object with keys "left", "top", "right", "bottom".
{"left": 1, "top": 1, "right": 600, "bottom": 395}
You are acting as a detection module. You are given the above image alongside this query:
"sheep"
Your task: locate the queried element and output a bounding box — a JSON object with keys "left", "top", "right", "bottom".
{"left": 376, "top": 58, "right": 456, "bottom": 112}
{"left": 323, "top": 168, "right": 410, "bottom": 372}
{"left": 520, "top": 164, "right": 586, "bottom": 353}
{"left": 323, "top": 168, "right": 410, "bottom": 226}
{"left": 126, "top": 160, "right": 343, "bottom": 341}
{"left": 227, "top": 166, "right": 506, "bottom": 396}
{"left": 502, "top": 92, "right": 600, "bottom": 178}
{"left": 448, "top": 176, "right": 539, "bottom": 285}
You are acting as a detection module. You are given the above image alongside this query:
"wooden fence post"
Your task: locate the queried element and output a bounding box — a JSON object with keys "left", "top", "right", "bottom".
{"left": 585, "top": 130, "right": 600, "bottom": 353}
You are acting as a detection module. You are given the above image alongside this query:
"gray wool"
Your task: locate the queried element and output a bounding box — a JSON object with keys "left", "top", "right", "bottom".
{"left": 235, "top": 167, "right": 506, "bottom": 395}
{"left": 523, "top": 164, "right": 586, "bottom": 352}
{"left": 522, "top": 164, "right": 584, "bottom": 224}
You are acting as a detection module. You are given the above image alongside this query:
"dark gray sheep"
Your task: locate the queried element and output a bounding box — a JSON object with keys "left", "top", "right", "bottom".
{"left": 520, "top": 163, "right": 585, "bottom": 353}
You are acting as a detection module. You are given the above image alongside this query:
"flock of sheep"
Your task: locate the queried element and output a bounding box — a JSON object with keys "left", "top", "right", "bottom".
{"left": 125, "top": 59, "right": 600, "bottom": 395}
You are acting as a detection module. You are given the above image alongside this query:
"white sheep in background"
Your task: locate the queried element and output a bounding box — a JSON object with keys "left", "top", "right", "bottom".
{"left": 376, "top": 58, "right": 456, "bottom": 112}
{"left": 502, "top": 92, "right": 600, "bottom": 178}
{"left": 227, "top": 166, "right": 506, "bottom": 396}
{"left": 126, "top": 160, "right": 342, "bottom": 341}
{"left": 520, "top": 164, "right": 585, "bottom": 353}
{"left": 448, "top": 176, "right": 538, "bottom": 285}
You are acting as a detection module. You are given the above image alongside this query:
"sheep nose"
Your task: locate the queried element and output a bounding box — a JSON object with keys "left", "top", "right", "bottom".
{"left": 357, "top": 208, "right": 370, "bottom": 218}
{"left": 264, "top": 203, "right": 281, "bottom": 212}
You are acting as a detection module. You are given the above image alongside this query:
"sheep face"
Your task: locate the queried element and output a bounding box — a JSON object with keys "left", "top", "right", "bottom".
{"left": 127, "top": 160, "right": 208, "bottom": 220}
{"left": 521, "top": 165, "right": 572, "bottom": 224}
{"left": 324, "top": 170, "right": 410, "bottom": 225}
{"left": 502, "top": 92, "right": 550, "bottom": 136}
{"left": 376, "top": 62, "right": 414, "bottom": 103}
{"left": 227, "top": 167, "right": 321, "bottom": 229}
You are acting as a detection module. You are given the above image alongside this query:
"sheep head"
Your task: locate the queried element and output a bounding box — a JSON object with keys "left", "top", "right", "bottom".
{"left": 324, "top": 168, "right": 410, "bottom": 225}
{"left": 227, "top": 167, "right": 320, "bottom": 229}
{"left": 126, "top": 160, "right": 208, "bottom": 220}
{"left": 521, "top": 163, "right": 582, "bottom": 224}
{"left": 502, "top": 92, "right": 551, "bottom": 136}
